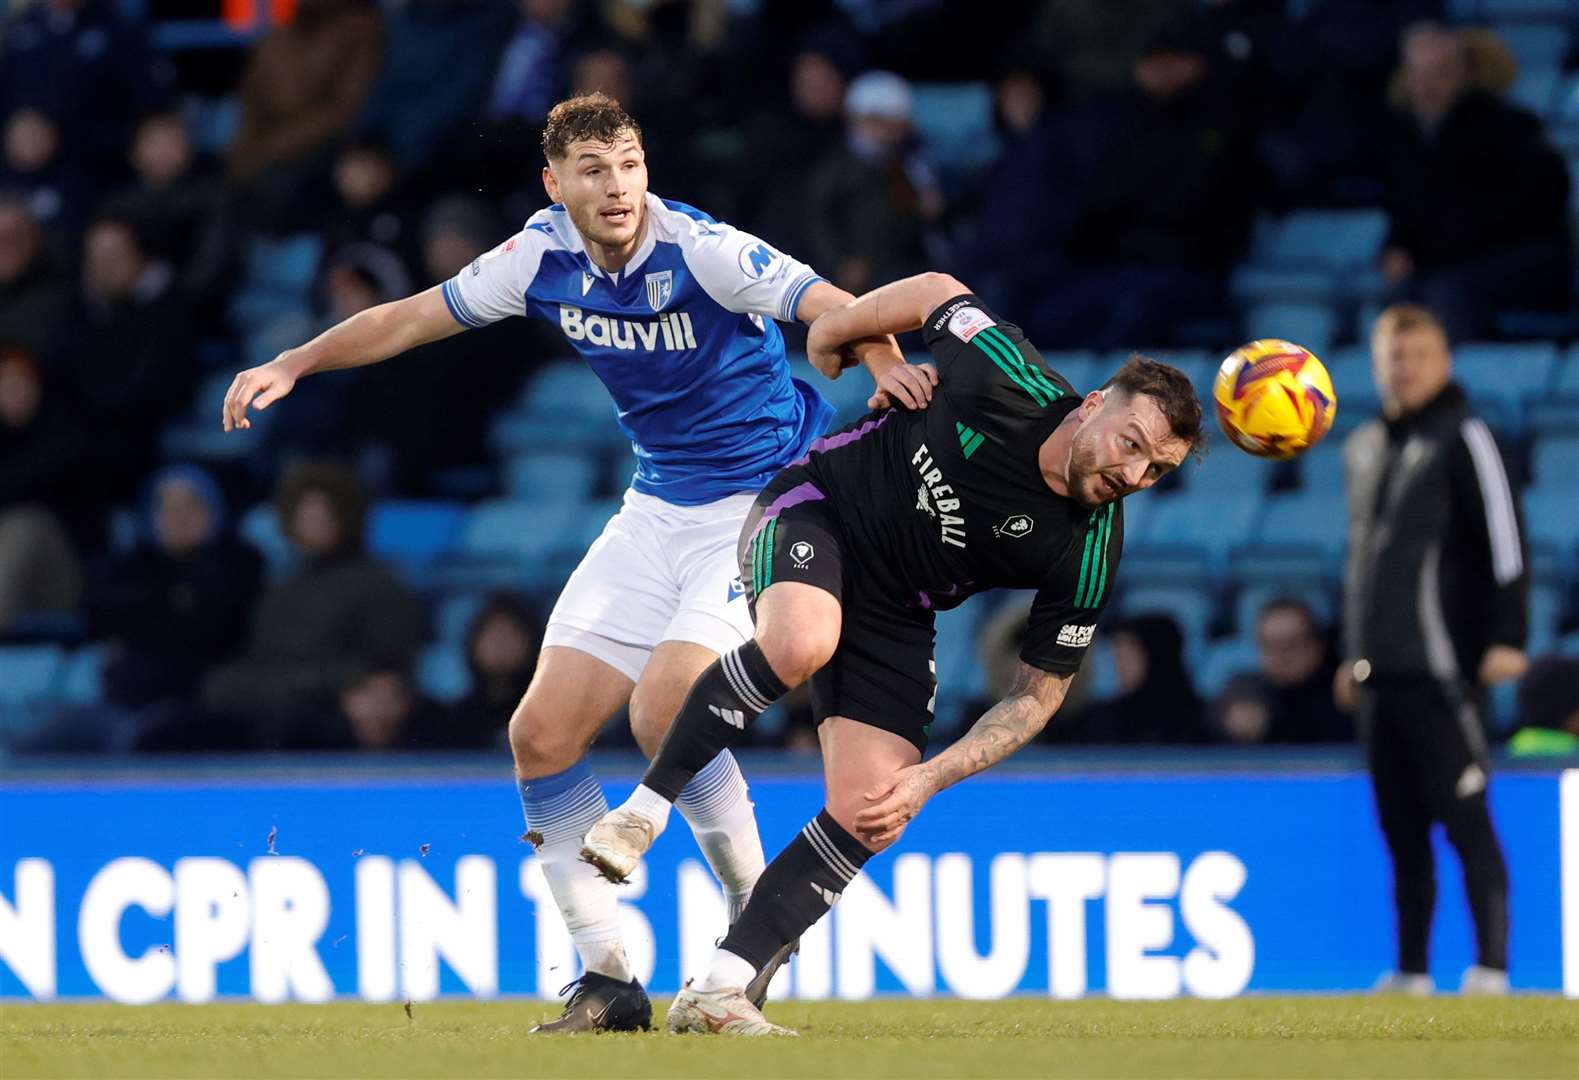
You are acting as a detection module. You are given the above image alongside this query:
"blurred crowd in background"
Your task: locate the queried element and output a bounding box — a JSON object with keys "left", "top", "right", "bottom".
{"left": 1, "top": 0, "right": 1577, "bottom": 757}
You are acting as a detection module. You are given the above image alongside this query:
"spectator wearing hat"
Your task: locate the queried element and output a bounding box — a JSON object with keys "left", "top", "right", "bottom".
{"left": 805, "top": 70, "right": 944, "bottom": 295}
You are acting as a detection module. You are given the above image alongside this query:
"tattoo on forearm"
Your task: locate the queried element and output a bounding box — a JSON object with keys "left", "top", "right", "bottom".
{"left": 923, "top": 666, "right": 1067, "bottom": 794}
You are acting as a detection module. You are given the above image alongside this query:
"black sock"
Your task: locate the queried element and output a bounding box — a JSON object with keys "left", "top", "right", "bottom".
{"left": 642, "top": 640, "right": 787, "bottom": 801}
{"left": 720, "top": 809, "right": 872, "bottom": 971}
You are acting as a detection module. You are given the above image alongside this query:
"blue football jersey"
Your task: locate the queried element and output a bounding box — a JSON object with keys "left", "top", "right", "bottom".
{"left": 442, "top": 194, "right": 835, "bottom": 505}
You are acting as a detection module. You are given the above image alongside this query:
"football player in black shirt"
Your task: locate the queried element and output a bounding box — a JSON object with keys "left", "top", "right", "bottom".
{"left": 583, "top": 272, "right": 1204, "bottom": 1034}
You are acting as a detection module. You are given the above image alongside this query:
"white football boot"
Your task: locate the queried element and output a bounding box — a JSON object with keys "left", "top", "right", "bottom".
{"left": 667, "top": 984, "right": 798, "bottom": 1037}
{"left": 580, "top": 807, "right": 659, "bottom": 884}
{"left": 1372, "top": 971, "right": 1435, "bottom": 996}
{"left": 1459, "top": 965, "right": 1509, "bottom": 995}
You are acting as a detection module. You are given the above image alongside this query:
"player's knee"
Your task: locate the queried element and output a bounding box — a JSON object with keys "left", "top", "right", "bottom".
{"left": 509, "top": 701, "right": 584, "bottom": 779}
{"left": 756, "top": 626, "right": 836, "bottom": 687}
{"left": 626, "top": 692, "right": 671, "bottom": 758}
{"left": 823, "top": 796, "right": 899, "bottom": 855}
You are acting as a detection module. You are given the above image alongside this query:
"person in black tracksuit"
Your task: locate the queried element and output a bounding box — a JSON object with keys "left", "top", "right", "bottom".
{"left": 1339, "top": 303, "right": 1528, "bottom": 994}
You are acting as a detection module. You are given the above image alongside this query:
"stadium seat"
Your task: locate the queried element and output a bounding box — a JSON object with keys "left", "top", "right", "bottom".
{"left": 1507, "top": 66, "right": 1561, "bottom": 115}
{"left": 227, "top": 234, "right": 322, "bottom": 331}
{"left": 1530, "top": 431, "right": 1579, "bottom": 489}
{"left": 416, "top": 643, "right": 472, "bottom": 704}
{"left": 1255, "top": 492, "right": 1349, "bottom": 563}
{"left": 933, "top": 593, "right": 996, "bottom": 731}
{"left": 1233, "top": 209, "right": 1388, "bottom": 303}
{"left": 237, "top": 503, "right": 297, "bottom": 582}
{"left": 494, "top": 363, "right": 618, "bottom": 453}
{"left": 368, "top": 500, "right": 468, "bottom": 582}
{"left": 59, "top": 647, "right": 106, "bottom": 706}
{"left": 1555, "top": 344, "right": 1579, "bottom": 395}
{"left": 458, "top": 499, "right": 581, "bottom": 565}
{"left": 911, "top": 81, "right": 1000, "bottom": 184}
{"left": 1476, "top": 1, "right": 1579, "bottom": 20}
{"left": 435, "top": 591, "right": 488, "bottom": 644}
{"left": 1196, "top": 637, "right": 1261, "bottom": 698}
{"left": 505, "top": 452, "right": 600, "bottom": 502}
{"left": 1493, "top": 23, "right": 1571, "bottom": 71}
{"left": 1242, "top": 302, "right": 1336, "bottom": 357}
{"left": 1452, "top": 342, "right": 1558, "bottom": 427}
{"left": 1186, "top": 437, "right": 1277, "bottom": 495}
{"left": 1113, "top": 581, "right": 1214, "bottom": 645}
{"left": 0, "top": 645, "right": 65, "bottom": 708}
{"left": 1141, "top": 492, "right": 1261, "bottom": 561}
{"left": 1294, "top": 437, "right": 1348, "bottom": 491}
{"left": 1040, "top": 351, "right": 1099, "bottom": 393}
{"left": 1522, "top": 488, "right": 1579, "bottom": 553}
{"left": 1529, "top": 579, "right": 1567, "bottom": 654}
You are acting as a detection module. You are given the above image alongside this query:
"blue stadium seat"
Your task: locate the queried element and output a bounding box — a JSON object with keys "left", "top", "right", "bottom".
{"left": 0, "top": 645, "right": 65, "bottom": 708}
{"left": 933, "top": 592, "right": 996, "bottom": 731}
{"left": 1494, "top": 23, "right": 1570, "bottom": 70}
{"left": 911, "top": 81, "right": 1000, "bottom": 184}
{"left": 1452, "top": 342, "right": 1558, "bottom": 425}
{"left": 1040, "top": 351, "right": 1099, "bottom": 393}
{"left": 1295, "top": 436, "right": 1348, "bottom": 491}
{"left": 1142, "top": 492, "right": 1261, "bottom": 560}
{"left": 237, "top": 503, "right": 297, "bottom": 582}
{"left": 227, "top": 234, "right": 322, "bottom": 331}
{"left": 494, "top": 362, "right": 619, "bottom": 453}
{"left": 1233, "top": 210, "right": 1388, "bottom": 303}
{"left": 367, "top": 500, "right": 467, "bottom": 581}
{"left": 1196, "top": 637, "right": 1261, "bottom": 698}
{"left": 1255, "top": 492, "right": 1348, "bottom": 563}
{"left": 1113, "top": 582, "right": 1214, "bottom": 644}
{"left": 1477, "top": 0, "right": 1579, "bottom": 20}
{"left": 1523, "top": 488, "right": 1579, "bottom": 553}
{"left": 505, "top": 452, "right": 599, "bottom": 502}
{"left": 416, "top": 643, "right": 472, "bottom": 704}
{"left": 1529, "top": 578, "right": 1567, "bottom": 654}
{"left": 1187, "top": 437, "right": 1278, "bottom": 495}
{"left": 1243, "top": 302, "right": 1336, "bottom": 357}
{"left": 561, "top": 497, "right": 624, "bottom": 556}
{"left": 59, "top": 647, "right": 106, "bottom": 706}
{"left": 1508, "top": 66, "right": 1561, "bottom": 115}
{"left": 1530, "top": 431, "right": 1579, "bottom": 489}
{"left": 459, "top": 499, "right": 581, "bottom": 564}
{"left": 1556, "top": 344, "right": 1579, "bottom": 395}
{"left": 435, "top": 591, "right": 488, "bottom": 644}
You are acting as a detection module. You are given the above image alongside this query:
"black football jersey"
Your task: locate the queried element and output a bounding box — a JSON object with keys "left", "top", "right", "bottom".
{"left": 797, "top": 294, "right": 1124, "bottom": 674}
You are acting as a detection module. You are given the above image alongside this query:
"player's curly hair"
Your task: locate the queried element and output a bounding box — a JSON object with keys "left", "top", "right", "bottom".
{"left": 1102, "top": 355, "right": 1207, "bottom": 455}
{"left": 541, "top": 93, "right": 643, "bottom": 162}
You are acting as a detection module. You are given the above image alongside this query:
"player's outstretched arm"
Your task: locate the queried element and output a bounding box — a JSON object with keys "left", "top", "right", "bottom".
{"left": 797, "top": 279, "right": 936, "bottom": 411}
{"left": 221, "top": 284, "right": 464, "bottom": 431}
{"left": 854, "top": 662, "right": 1070, "bottom": 845}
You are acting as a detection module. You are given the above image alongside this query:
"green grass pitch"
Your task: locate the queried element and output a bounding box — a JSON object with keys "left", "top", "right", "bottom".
{"left": 4, "top": 996, "right": 1576, "bottom": 1079}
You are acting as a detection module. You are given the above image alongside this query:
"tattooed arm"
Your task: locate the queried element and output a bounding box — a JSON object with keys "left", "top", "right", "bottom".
{"left": 853, "top": 662, "right": 1071, "bottom": 845}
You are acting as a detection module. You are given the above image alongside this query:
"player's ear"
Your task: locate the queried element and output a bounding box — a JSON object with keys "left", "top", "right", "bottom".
{"left": 542, "top": 164, "right": 561, "bottom": 204}
{"left": 1080, "top": 390, "right": 1106, "bottom": 417}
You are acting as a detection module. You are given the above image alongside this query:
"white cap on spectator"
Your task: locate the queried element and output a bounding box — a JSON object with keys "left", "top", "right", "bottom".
{"left": 845, "top": 71, "right": 912, "bottom": 121}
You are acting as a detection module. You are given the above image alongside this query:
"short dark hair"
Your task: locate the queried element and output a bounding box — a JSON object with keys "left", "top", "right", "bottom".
{"left": 275, "top": 459, "right": 368, "bottom": 555}
{"left": 541, "top": 93, "right": 642, "bottom": 162}
{"left": 1101, "top": 355, "right": 1206, "bottom": 454}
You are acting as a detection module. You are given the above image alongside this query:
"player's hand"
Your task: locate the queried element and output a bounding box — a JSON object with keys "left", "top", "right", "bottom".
{"left": 222, "top": 356, "right": 299, "bottom": 431}
{"left": 868, "top": 362, "right": 938, "bottom": 411}
{"left": 855, "top": 764, "right": 937, "bottom": 846}
{"left": 1478, "top": 644, "right": 1528, "bottom": 686}
{"left": 806, "top": 316, "right": 852, "bottom": 380}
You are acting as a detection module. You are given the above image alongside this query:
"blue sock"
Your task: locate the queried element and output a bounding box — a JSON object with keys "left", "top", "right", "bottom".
{"left": 519, "top": 759, "right": 607, "bottom": 848}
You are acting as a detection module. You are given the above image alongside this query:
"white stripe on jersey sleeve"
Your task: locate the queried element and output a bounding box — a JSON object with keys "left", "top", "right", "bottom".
{"left": 442, "top": 216, "right": 551, "bottom": 327}
{"left": 1460, "top": 417, "right": 1523, "bottom": 585}
{"left": 662, "top": 205, "right": 824, "bottom": 323}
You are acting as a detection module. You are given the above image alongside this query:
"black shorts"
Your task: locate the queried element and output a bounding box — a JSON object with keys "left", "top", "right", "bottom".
{"left": 739, "top": 468, "right": 938, "bottom": 752}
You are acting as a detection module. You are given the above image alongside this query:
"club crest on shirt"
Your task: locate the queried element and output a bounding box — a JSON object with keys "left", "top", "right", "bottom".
{"left": 645, "top": 269, "right": 673, "bottom": 311}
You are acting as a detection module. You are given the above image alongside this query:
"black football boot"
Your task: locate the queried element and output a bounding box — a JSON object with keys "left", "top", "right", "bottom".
{"left": 530, "top": 972, "right": 653, "bottom": 1033}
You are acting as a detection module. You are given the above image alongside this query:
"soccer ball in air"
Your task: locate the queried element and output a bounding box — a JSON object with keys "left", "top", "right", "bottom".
{"left": 1212, "top": 339, "right": 1337, "bottom": 460}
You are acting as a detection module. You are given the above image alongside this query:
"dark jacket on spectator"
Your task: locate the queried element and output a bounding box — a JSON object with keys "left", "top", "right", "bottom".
{"left": 0, "top": 247, "right": 70, "bottom": 357}
{"left": 83, "top": 473, "right": 262, "bottom": 707}
{"left": 1382, "top": 90, "right": 1570, "bottom": 273}
{"left": 200, "top": 552, "right": 425, "bottom": 744}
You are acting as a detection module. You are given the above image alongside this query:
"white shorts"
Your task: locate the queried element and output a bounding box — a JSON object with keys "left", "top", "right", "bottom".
{"left": 541, "top": 488, "right": 757, "bottom": 682}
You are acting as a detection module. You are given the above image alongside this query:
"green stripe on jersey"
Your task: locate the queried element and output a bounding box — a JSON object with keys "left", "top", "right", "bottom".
{"left": 1074, "top": 517, "right": 1099, "bottom": 607}
{"left": 971, "top": 331, "right": 1049, "bottom": 407}
{"left": 1088, "top": 504, "right": 1115, "bottom": 607}
{"left": 981, "top": 327, "right": 1063, "bottom": 403}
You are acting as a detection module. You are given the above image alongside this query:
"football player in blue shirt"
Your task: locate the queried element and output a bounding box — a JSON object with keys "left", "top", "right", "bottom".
{"left": 222, "top": 93, "right": 937, "bottom": 1030}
